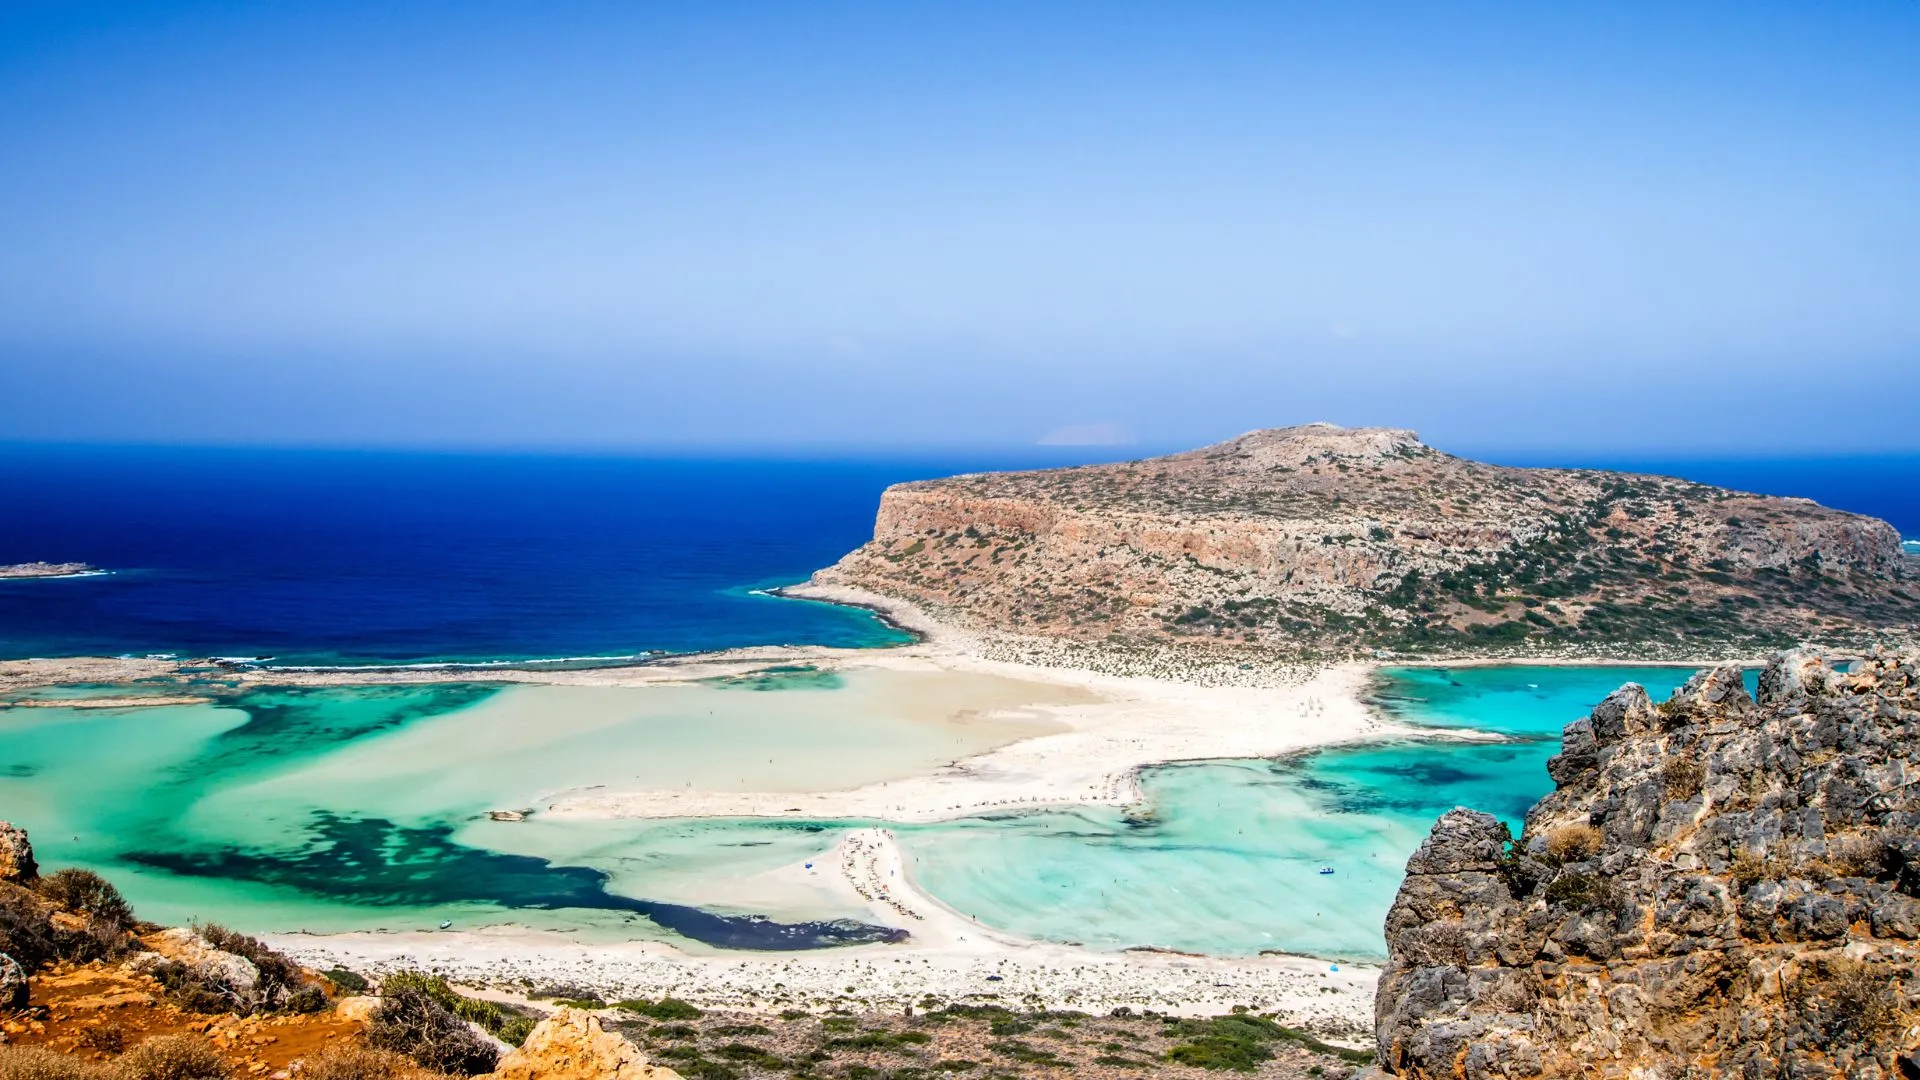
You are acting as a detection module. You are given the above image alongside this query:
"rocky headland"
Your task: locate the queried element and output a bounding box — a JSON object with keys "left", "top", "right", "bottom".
{"left": 813, "top": 424, "right": 1919, "bottom": 663}
{"left": 1362, "top": 647, "right": 1920, "bottom": 1078}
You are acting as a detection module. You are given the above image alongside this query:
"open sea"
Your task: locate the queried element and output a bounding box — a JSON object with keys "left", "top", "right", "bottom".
{"left": 1, "top": 445, "right": 1916, "bottom": 958}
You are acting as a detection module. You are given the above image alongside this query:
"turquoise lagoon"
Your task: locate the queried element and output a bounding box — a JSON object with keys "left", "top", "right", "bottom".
{"left": 899, "top": 665, "right": 1734, "bottom": 959}
{"left": 0, "top": 664, "right": 1722, "bottom": 959}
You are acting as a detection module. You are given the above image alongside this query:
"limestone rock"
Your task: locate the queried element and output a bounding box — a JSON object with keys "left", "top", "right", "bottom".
{"left": 133, "top": 927, "right": 261, "bottom": 992}
{"left": 1369, "top": 647, "right": 1920, "bottom": 1078}
{"left": 817, "top": 424, "right": 1920, "bottom": 656}
{"left": 488, "top": 1007, "right": 682, "bottom": 1080}
{"left": 332, "top": 995, "right": 382, "bottom": 1022}
{"left": 0, "top": 823, "right": 36, "bottom": 885}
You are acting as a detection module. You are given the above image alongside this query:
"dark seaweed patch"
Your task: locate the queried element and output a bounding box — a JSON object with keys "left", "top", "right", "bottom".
{"left": 125, "top": 811, "right": 907, "bottom": 951}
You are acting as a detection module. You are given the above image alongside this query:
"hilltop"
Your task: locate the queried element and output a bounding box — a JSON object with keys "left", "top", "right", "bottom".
{"left": 814, "top": 424, "right": 1919, "bottom": 660}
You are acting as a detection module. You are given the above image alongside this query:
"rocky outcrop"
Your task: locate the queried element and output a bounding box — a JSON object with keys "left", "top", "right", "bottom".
{"left": 1365, "top": 648, "right": 1920, "bottom": 1078}
{"left": 131, "top": 927, "right": 263, "bottom": 995}
{"left": 0, "top": 823, "right": 36, "bottom": 885}
{"left": 487, "top": 1008, "right": 681, "bottom": 1080}
{"left": 0, "top": 562, "right": 96, "bottom": 579}
{"left": 818, "top": 424, "right": 1920, "bottom": 655}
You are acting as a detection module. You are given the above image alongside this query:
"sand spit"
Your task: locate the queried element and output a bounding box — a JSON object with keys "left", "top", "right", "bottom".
{"left": 542, "top": 652, "right": 1397, "bottom": 825}
{"left": 268, "top": 828, "right": 1375, "bottom": 1037}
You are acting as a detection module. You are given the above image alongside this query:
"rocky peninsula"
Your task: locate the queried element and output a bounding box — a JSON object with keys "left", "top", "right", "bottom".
{"left": 814, "top": 424, "right": 1919, "bottom": 664}
{"left": 1362, "top": 647, "right": 1920, "bottom": 1077}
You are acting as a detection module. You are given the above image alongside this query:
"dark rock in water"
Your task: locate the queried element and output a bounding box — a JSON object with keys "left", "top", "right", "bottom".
{"left": 0, "top": 821, "right": 37, "bottom": 885}
{"left": 1364, "top": 647, "right": 1920, "bottom": 1079}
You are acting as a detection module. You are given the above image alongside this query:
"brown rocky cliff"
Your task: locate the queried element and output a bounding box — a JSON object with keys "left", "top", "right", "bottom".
{"left": 816, "top": 424, "right": 1918, "bottom": 655}
{"left": 1362, "top": 648, "right": 1920, "bottom": 1078}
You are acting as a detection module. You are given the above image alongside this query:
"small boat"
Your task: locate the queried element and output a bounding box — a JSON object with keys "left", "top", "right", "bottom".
{"left": 439, "top": 920, "right": 453, "bottom": 929}
{"left": 1317, "top": 866, "right": 1336, "bottom": 875}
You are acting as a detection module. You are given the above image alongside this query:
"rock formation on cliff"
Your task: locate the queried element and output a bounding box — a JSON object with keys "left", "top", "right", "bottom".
{"left": 1363, "top": 648, "right": 1920, "bottom": 1078}
{"left": 817, "top": 424, "right": 1918, "bottom": 657}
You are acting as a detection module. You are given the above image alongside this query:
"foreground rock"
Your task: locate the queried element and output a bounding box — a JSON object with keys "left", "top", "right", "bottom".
{"left": 0, "top": 823, "right": 35, "bottom": 884}
{"left": 1365, "top": 648, "right": 1920, "bottom": 1078}
{"left": 487, "top": 1007, "right": 680, "bottom": 1080}
{"left": 818, "top": 424, "right": 1919, "bottom": 660}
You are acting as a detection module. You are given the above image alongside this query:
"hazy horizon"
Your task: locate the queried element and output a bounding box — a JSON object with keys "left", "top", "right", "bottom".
{"left": 3, "top": 3, "right": 1915, "bottom": 454}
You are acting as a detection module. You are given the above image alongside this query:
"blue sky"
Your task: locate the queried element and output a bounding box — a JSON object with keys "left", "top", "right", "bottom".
{"left": 1, "top": 3, "right": 1915, "bottom": 453}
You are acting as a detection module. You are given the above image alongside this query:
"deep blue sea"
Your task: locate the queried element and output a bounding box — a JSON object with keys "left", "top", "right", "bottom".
{"left": 3, "top": 446, "right": 1913, "bottom": 664}
{"left": 0, "top": 445, "right": 1120, "bottom": 663}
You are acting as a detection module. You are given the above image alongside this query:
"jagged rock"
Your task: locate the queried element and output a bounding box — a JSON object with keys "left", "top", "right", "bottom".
{"left": 0, "top": 953, "right": 26, "bottom": 1011}
{"left": 0, "top": 823, "right": 36, "bottom": 885}
{"left": 130, "top": 927, "right": 261, "bottom": 992}
{"left": 487, "top": 1007, "right": 682, "bottom": 1080}
{"left": 1370, "top": 647, "right": 1920, "bottom": 1078}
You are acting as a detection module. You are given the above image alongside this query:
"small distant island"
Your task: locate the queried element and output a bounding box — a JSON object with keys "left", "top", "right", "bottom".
{"left": 0, "top": 561, "right": 104, "bottom": 580}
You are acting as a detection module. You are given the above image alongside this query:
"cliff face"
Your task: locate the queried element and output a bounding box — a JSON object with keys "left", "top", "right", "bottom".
{"left": 1365, "top": 649, "right": 1920, "bottom": 1078}
{"left": 817, "top": 424, "right": 1918, "bottom": 654}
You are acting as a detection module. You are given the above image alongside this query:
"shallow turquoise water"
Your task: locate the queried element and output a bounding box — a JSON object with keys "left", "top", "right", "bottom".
{"left": 899, "top": 665, "right": 1730, "bottom": 959}
{"left": 0, "top": 673, "right": 1067, "bottom": 950}
{"left": 0, "top": 664, "right": 1731, "bottom": 958}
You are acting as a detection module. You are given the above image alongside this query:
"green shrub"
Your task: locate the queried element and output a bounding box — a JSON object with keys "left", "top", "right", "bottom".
{"left": 986, "top": 1042, "right": 1061, "bottom": 1066}
{"left": 0, "top": 883, "right": 58, "bottom": 972}
{"left": 1543, "top": 872, "right": 1617, "bottom": 913}
{"left": 365, "top": 986, "right": 500, "bottom": 1076}
{"left": 1161, "top": 1015, "right": 1371, "bottom": 1070}
{"left": 614, "top": 997, "right": 702, "bottom": 1021}
{"left": 380, "top": 970, "right": 535, "bottom": 1046}
{"left": 182, "top": 924, "right": 325, "bottom": 1014}
{"left": 33, "top": 870, "right": 134, "bottom": 927}
{"left": 320, "top": 968, "right": 370, "bottom": 994}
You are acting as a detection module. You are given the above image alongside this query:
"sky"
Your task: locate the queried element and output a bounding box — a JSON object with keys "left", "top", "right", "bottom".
{"left": 1, "top": 2, "right": 1916, "bottom": 455}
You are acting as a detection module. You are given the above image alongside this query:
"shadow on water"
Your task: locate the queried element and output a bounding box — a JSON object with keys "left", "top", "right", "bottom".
{"left": 125, "top": 811, "right": 906, "bottom": 950}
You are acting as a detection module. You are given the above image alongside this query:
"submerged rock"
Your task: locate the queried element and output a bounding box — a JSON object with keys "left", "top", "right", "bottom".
{"left": 1367, "top": 647, "right": 1920, "bottom": 1078}
{"left": 487, "top": 1007, "right": 681, "bottom": 1080}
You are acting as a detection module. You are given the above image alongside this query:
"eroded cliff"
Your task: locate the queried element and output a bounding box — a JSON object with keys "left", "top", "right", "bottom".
{"left": 1364, "top": 648, "right": 1920, "bottom": 1078}
{"left": 817, "top": 424, "right": 1918, "bottom": 657}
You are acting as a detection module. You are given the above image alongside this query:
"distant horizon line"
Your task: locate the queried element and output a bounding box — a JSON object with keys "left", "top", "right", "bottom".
{"left": 4, "top": 436, "right": 1920, "bottom": 465}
